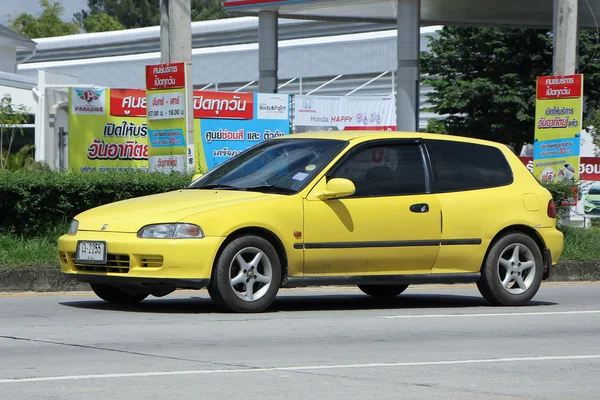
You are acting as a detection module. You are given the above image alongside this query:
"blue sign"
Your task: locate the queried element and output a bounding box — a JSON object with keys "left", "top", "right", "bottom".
{"left": 533, "top": 137, "right": 581, "bottom": 160}
{"left": 148, "top": 128, "right": 186, "bottom": 148}
{"left": 200, "top": 118, "right": 289, "bottom": 169}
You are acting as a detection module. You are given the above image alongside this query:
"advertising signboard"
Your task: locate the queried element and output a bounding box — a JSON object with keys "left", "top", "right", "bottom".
{"left": 293, "top": 95, "right": 396, "bottom": 133}
{"left": 68, "top": 88, "right": 149, "bottom": 173}
{"left": 68, "top": 88, "right": 290, "bottom": 173}
{"left": 195, "top": 93, "right": 290, "bottom": 170}
{"left": 532, "top": 74, "right": 583, "bottom": 184}
{"left": 521, "top": 156, "right": 600, "bottom": 216}
{"left": 145, "top": 62, "right": 188, "bottom": 173}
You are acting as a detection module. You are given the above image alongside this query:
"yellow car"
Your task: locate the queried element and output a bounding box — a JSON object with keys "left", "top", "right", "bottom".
{"left": 58, "top": 131, "right": 563, "bottom": 313}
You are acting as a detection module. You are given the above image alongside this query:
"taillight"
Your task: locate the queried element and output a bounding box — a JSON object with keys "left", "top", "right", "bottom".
{"left": 547, "top": 199, "right": 557, "bottom": 218}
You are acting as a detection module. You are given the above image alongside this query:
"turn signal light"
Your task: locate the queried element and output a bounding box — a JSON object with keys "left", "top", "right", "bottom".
{"left": 547, "top": 199, "right": 557, "bottom": 218}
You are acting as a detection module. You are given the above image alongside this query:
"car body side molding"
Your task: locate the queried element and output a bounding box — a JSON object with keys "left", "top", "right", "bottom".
{"left": 293, "top": 238, "right": 482, "bottom": 250}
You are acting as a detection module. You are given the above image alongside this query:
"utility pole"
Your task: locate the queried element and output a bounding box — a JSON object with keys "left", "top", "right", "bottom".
{"left": 160, "top": 0, "right": 195, "bottom": 173}
{"left": 553, "top": 0, "right": 578, "bottom": 75}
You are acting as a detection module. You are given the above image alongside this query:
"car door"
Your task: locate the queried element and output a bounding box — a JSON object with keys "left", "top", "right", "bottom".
{"left": 302, "top": 140, "right": 441, "bottom": 276}
{"left": 424, "top": 139, "right": 515, "bottom": 274}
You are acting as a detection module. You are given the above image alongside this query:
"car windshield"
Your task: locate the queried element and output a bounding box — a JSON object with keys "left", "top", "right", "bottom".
{"left": 589, "top": 187, "right": 600, "bottom": 195}
{"left": 188, "top": 138, "right": 348, "bottom": 194}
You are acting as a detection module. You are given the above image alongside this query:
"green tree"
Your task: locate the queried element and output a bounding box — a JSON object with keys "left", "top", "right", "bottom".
{"left": 10, "top": 0, "right": 80, "bottom": 39}
{"left": 81, "top": 13, "right": 125, "bottom": 33}
{"left": 76, "top": 0, "right": 160, "bottom": 30}
{"left": 75, "top": 0, "right": 228, "bottom": 31}
{"left": 191, "top": 0, "right": 228, "bottom": 21}
{"left": 0, "top": 95, "right": 31, "bottom": 171}
{"left": 421, "top": 27, "right": 600, "bottom": 155}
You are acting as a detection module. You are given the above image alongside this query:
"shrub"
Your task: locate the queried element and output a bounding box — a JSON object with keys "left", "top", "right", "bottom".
{"left": 540, "top": 180, "right": 578, "bottom": 222}
{"left": 0, "top": 170, "right": 192, "bottom": 236}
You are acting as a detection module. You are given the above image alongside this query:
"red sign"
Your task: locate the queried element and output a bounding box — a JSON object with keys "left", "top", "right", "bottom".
{"left": 520, "top": 156, "right": 600, "bottom": 181}
{"left": 145, "top": 62, "right": 186, "bottom": 90}
{"left": 193, "top": 91, "right": 254, "bottom": 120}
{"left": 537, "top": 74, "right": 582, "bottom": 100}
{"left": 110, "top": 89, "right": 147, "bottom": 117}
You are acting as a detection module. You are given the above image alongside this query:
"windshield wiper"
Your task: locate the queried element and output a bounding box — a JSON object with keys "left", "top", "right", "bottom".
{"left": 243, "top": 185, "right": 296, "bottom": 194}
{"left": 191, "top": 184, "right": 241, "bottom": 190}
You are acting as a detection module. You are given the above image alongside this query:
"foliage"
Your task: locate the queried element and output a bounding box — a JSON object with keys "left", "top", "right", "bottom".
{"left": 1, "top": 145, "right": 36, "bottom": 171}
{"left": 421, "top": 27, "right": 600, "bottom": 155}
{"left": 74, "top": 0, "right": 228, "bottom": 32}
{"left": 0, "top": 225, "right": 67, "bottom": 268}
{"left": 425, "top": 118, "right": 447, "bottom": 134}
{"left": 81, "top": 13, "right": 125, "bottom": 33}
{"left": 0, "top": 95, "right": 31, "bottom": 171}
{"left": 540, "top": 179, "right": 578, "bottom": 221}
{"left": 10, "top": 0, "right": 80, "bottom": 39}
{"left": 559, "top": 226, "right": 600, "bottom": 261}
{"left": 585, "top": 108, "right": 600, "bottom": 156}
{"left": 191, "top": 0, "right": 229, "bottom": 21}
{"left": 0, "top": 170, "right": 193, "bottom": 236}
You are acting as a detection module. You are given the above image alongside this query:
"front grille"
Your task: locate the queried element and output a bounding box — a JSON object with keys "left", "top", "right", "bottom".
{"left": 68, "top": 253, "right": 130, "bottom": 273}
{"left": 59, "top": 252, "right": 69, "bottom": 265}
{"left": 138, "top": 255, "right": 164, "bottom": 268}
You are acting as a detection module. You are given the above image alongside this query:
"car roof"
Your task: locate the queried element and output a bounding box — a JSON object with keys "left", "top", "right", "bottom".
{"left": 278, "top": 130, "right": 510, "bottom": 150}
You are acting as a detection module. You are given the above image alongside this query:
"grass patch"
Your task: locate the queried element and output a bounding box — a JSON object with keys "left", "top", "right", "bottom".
{"left": 0, "top": 225, "right": 67, "bottom": 269}
{"left": 559, "top": 226, "right": 600, "bottom": 262}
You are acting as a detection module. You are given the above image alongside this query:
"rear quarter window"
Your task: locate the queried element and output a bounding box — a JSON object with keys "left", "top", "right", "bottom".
{"left": 424, "top": 140, "right": 514, "bottom": 193}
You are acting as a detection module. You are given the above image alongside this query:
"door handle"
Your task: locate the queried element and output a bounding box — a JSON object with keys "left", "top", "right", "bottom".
{"left": 410, "top": 203, "right": 429, "bottom": 213}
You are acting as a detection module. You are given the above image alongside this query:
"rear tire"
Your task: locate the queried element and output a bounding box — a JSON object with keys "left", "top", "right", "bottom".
{"left": 477, "top": 232, "right": 543, "bottom": 306}
{"left": 358, "top": 284, "right": 408, "bottom": 298}
{"left": 90, "top": 284, "right": 149, "bottom": 304}
{"left": 208, "top": 235, "right": 281, "bottom": 313}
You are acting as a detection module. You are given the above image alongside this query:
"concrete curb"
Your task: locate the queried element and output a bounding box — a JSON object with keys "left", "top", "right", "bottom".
{"left": 1, "top": 262, "right": 598, "bottom": 292}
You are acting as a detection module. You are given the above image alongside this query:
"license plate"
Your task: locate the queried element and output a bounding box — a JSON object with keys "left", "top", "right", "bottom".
{"left": 75, "top": 241, "right": 107, "bottom": 265}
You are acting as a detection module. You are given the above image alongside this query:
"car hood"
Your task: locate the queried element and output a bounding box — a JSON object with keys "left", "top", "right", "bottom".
{"left": 76, "top": 189, "right": 270, "bottom": 233}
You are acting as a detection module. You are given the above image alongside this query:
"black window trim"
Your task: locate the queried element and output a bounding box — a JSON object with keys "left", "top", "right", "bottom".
{"left": 422, "top": 139, "right": 515, "bottom": 194}
{"left": 323, "top": 138, "right": 433, "bottom": 199}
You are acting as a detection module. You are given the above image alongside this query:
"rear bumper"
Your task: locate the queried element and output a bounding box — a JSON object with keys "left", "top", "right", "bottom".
{"left": 536, "top": 227, "right": 563, "bottom": 265}
{"left": 542, "top": 248, "right": 552, "bottom": 281}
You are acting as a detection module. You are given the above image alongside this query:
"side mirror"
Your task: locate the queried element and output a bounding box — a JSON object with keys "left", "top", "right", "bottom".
{"left": 317, "top": 178, "right": 356, "bottom": 200}
{"left": 192, "top": 173, "right": 204, "bottom": 183}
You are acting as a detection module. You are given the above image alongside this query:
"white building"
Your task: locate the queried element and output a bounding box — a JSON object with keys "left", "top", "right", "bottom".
{"left": 0, "top": 24, "right": 37, "bottom": 152}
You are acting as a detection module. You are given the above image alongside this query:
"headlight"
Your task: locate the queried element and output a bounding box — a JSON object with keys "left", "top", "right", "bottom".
{"left": 137, "top": 223, "right": 204, "bottom": 239}
{"left": 67, "top": 219, "right": 79, "bottom": 235}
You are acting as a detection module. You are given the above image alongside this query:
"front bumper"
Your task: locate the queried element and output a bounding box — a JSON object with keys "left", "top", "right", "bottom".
{"left": 58, "top": 231, "right": 225, "bottom": 288}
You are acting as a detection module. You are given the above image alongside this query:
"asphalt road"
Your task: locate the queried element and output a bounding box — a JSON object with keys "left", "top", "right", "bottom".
{"left": 1, "top": 283, "right": 599, "bottom": 400}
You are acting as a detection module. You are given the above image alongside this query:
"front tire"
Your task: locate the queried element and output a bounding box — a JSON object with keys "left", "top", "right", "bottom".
{"left": 358, "top": 284, "right": 408, "bottom": 298}
{"left": 477, "top": 232, "right": 543, "bottom": 306}
{"left": 208, "top": 235, "right": 282, "bottom": 313}
{"left": 90, "top": 284, "right": 149, "bottom": 304}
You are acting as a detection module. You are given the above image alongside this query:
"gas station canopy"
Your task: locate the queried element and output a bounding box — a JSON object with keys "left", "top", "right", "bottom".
{"left": 224, "top": 0, "right": 597, "bottom": 132}
{"left": 225, "top": 0, "right": 599, "bottom": 29}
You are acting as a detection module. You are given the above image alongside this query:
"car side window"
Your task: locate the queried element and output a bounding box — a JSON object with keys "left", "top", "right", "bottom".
{"left": 330, "top": 144, "right": 427, "bottom": 197}
{"left": 424, "top": 140, "right": 514, "bottom": 192}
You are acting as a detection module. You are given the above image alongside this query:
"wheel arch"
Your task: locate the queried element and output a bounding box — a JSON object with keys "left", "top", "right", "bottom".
{"left": 481, "top": 224, "right": 548, "bottom": 278}
{"left": 211, "top": 226, "right": 289, "bottom": 284}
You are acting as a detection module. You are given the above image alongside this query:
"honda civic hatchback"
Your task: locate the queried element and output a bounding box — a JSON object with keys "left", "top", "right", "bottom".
{"left": 58, "top": 131, "right": 563, "bottom": 313}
